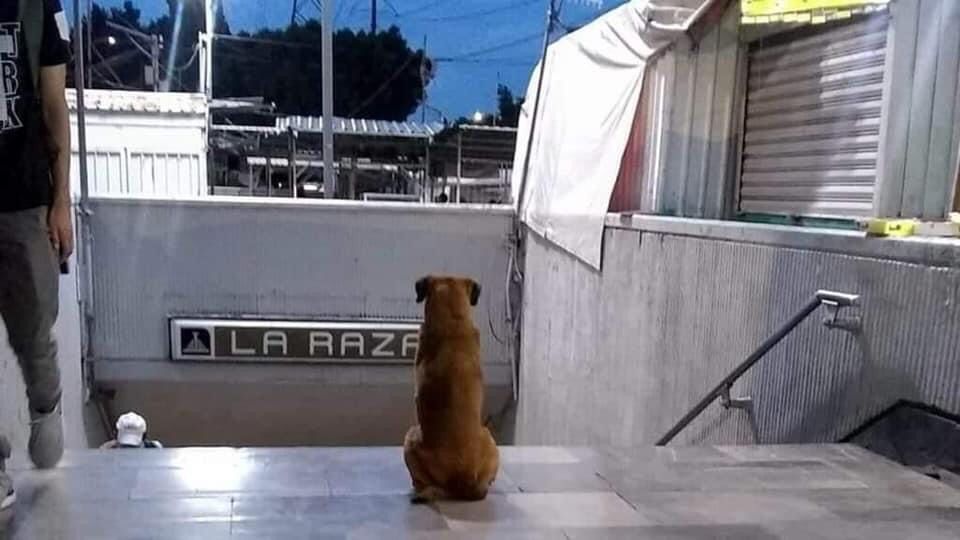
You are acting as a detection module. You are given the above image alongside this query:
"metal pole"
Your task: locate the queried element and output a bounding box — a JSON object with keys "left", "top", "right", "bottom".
{"left": 74, "top": 0, "right": 89, "bottom": 206}
{"left": 421, "top": 35, "right": 427, "bottom": 124}
{"left": 267, "top": 156, "right": 273, "bottom": 197}
{"left": 349, "top": 158, "right": 357, "bottom": 200}
{"left": 150, "top": 35, "right": 160, "bottom": 92}
{"left": 73, "top": 0, "right": 94, "bottom": 368}
{"left": 288, "top": 128, "right": 298, "bottom": 198}
{"left": 204, "top": 0, "right": 215, "bottom": 99}
{"left": 322, "top": 0, "right": 336, "bottom": 198}
{"left": 456, "top": 131, "right": 462, "bottom": 204}
{"left": 515, "top": 0, "right": 555, "bottom": 224}
{"left": 371, "top": 0, "right": 377, "bottom": 33}
{"left": 85, "top": 0, "right": 92, "bottom": 88}
{"left": 424, "top": 141, "right": 430, "bottom": 203}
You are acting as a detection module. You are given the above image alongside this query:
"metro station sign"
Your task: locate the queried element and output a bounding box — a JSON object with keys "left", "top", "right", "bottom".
{"left": 742, "top": 0, "right": 889, "bottom": 24}
{"left": 170, "top": 318, "right": 420, "bottom": 364}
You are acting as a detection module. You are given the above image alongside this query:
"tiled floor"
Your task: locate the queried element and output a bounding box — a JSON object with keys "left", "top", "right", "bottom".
{"left": 2, "top": 444, "right": 959, "bottom": 539}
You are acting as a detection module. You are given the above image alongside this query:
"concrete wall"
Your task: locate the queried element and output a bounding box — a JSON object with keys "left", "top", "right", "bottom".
{"left": 83, "top": 197, "right": 517, "bottom": 446}
{"left": 1, "top": 232, "right": 88, "bottom": 456}
{"left": 515, "top": 216, "right": 960, "bottom": 447}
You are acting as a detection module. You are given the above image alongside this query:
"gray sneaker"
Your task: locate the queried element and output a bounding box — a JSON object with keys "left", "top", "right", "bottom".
{"left": 29, "top": 400, "right": 64, "bottom": 470}
{"left": 0, "top": 436, "right": 14, "bottom": 511}
{"left": 0, "top": 472, "right": 13, "bottom": 512}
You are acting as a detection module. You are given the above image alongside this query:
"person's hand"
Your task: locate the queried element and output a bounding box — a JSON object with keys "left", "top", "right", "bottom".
{"left": 47, "top": 201, "right": 74, "bottom": 264}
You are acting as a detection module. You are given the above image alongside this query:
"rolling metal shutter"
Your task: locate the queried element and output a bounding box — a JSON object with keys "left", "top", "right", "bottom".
{"left": 740, "top": 16, "right": 889, "bottom": 217}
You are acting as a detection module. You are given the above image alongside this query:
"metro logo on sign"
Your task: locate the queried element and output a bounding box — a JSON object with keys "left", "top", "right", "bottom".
{"left": 180, "top": 328, "right": 213, "bottom": 357}
{"left": 170, "top": 319, "right": 420, "bottom": 364}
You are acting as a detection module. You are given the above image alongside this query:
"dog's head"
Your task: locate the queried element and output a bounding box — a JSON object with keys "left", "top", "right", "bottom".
{"left": 415, "top": 275, "right": 481, "bottom": 321}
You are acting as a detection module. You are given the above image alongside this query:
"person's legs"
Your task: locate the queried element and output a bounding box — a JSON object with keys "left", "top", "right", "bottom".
{"left": 0, "top": 207, "right": 63, "bottom": 471}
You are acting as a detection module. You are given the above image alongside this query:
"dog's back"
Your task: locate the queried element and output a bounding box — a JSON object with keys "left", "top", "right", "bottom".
{"left": 403, "top": 275, "right": 499, "bottom": 502}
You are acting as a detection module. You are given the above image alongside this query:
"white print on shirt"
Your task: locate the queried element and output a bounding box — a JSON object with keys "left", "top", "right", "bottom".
{"left": 54, "top": 10, "right": 69, "bottom": 42}
{"left": 0, "top": 22, "right": 23, "bottom": 132}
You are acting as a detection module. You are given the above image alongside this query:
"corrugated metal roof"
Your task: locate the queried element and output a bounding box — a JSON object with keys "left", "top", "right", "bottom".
{"left": 431, "top": 123, "right": 518, "bottom": 164}
{"left": 66, "top": 89, "right": 207, "bottom": 115}
{"left": 277, "top": 116, "right": 444, "bottom": 138}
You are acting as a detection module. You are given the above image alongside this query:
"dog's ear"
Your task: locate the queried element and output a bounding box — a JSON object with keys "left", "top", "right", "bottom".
{"left": 415, "top": 276, "right": 430, "bottom": 303}
{"left": 469, "top": 280, "right": 481, "bottom": 307}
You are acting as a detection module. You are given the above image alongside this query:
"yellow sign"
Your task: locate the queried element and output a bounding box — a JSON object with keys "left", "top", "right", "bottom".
{"left": 742, "top": 0, "right": 889, "bottom": 25}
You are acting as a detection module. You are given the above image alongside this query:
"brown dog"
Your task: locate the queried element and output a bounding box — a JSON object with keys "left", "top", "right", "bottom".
{"left": 403, "top": 275, "right": 499, "bottom": 503}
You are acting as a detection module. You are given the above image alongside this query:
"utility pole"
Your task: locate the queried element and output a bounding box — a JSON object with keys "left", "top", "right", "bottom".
{"left": 291, "top": 0, "right": 299, "bottom": 26}
{"left": 103, "top": 21, "right": 162, "bottom": 91}
{"left": 371, "top": 0, "right": 377, "bottom": 33}
{"left": 200, "top": 0, "right": 215, "bottom": 99}
{"left": 150, "top": 35, "right": 160, "bottom": 92}
{"left": 322, "top": 0, "right": 336, "bottom": 198}
{"left": 516, "top": 0, "right": 557, "bottom": 217}
{"left": 74, "top": 0, "right": 89, "bottom": 206}
{"left": 421, "top": 35, "right": 427, "bottom": 123}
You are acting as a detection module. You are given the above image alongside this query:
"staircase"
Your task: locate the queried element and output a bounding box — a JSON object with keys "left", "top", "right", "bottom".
{"left": 3, "top": 444, "right": 959, "bottom": 538}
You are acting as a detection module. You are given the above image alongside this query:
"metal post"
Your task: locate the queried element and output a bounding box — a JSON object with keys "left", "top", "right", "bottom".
{"left": 203, "top": 0, "right": 215, "bottom": 99}
{"left": 73, "top": 0, "right": 95, "bottom": 371}
{"left": 349, "top": 158, "right": 357, "bottom": 200}
{"left": 267, "top": 156, "right": 273, "bottom": 197}
{"left": 456, "top": 130, "right": 462, "bottom": 203}
{"left": 516, "top": 0, "right": 555, "bottom": 223}
{"left": 371, "top": 0, "right": 377, "bottom": 33}
{"left": 288, "top": 128, "right": 298, "bottom": 198}
{"left": 421, "top": 35, "right": 428, "bottom": 123}
{"left": 74, "top": 0, "right": 89, "bottom": 207}
{"left": 150, "top": 35, "right": 160, "bottom": 92}
{"left": 322, "top": 0, "right": 336, "bottom": 198}
{"left": 85, "top": 0, "right": 92, "bottom": 88}
{"left": 424, "top": 141, "right": 431, "bottom": 202}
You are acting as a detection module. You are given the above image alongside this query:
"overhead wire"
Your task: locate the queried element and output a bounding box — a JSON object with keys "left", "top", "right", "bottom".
{"left": 348, "top": 53, "right": 419, "bottom": 116}
{"left": 393, "top": 0, "right": 451, "bottom": 18}
{"left": 435, "top": 31, "right": 543, "bottom": 62}
{"left": 411, "top": 0, "right": 539, "bottom": 23}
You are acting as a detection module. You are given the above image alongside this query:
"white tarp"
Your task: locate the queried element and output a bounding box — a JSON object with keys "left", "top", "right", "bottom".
{"left": 512, "top": 0, "right": 712, "bottom": 269}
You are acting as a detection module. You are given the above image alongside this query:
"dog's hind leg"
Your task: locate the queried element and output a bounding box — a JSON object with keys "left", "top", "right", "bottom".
{"left": 403, "top": 425, "right": 445, "bottom": 503}
{"left": 476, "top": 427, "right": 500, "bottom": 490}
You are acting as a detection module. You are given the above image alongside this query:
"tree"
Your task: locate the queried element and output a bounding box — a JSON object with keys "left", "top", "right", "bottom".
{"left": 77, "top": 1, "right": 229, "bottom": 92}
{"left": 215, "top": 25, "right": 424, "bottom": 121}
{"left": 497, "top": 84, "right": 524, "bottom": 128}
{"left": 77, "top": 4, "right": 425, "bottom": 120}
{"left": 152, "top": 0, "right": 231, "bottom": 92}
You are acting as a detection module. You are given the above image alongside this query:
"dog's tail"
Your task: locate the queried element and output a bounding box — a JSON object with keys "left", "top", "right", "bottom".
{"left": 447, "top": 471, "right": 489, "bottom": 502}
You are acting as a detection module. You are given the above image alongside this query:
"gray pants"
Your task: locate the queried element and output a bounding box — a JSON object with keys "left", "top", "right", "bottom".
{"left": 0, "top": 207, "right": 61, "bottom": 414}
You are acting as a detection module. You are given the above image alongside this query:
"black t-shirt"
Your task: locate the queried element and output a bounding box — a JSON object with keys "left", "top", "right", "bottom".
{"left": 0, "top": 0, "right": 71, "bottom": 212}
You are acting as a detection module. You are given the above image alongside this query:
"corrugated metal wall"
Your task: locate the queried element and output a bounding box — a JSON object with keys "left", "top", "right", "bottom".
{"left": 740, "top": 15, "right": 888, "bottom": 217}
{"left": 644, "top": 0, "right": 959, "bottom": 221}
{"left": 646, "top": 2, "right": 744, "bottom": 218}
{"left": 516, "top": 220, "right": 960, "bottom": 447}
{"left": 876, "top": 0, "right": 960, "bottom": 219}
{"left": 71, "top": 151, "right": 205, "bottom": 197}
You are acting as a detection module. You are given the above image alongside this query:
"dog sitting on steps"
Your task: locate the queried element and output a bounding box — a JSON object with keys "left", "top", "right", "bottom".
{"left": 403, "top": 275, "right": 499, "bottom": 503}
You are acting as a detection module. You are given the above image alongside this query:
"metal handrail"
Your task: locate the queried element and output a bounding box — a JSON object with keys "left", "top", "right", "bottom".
{"left": 655, "top": 290, "right": 860, "bottom": 446}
